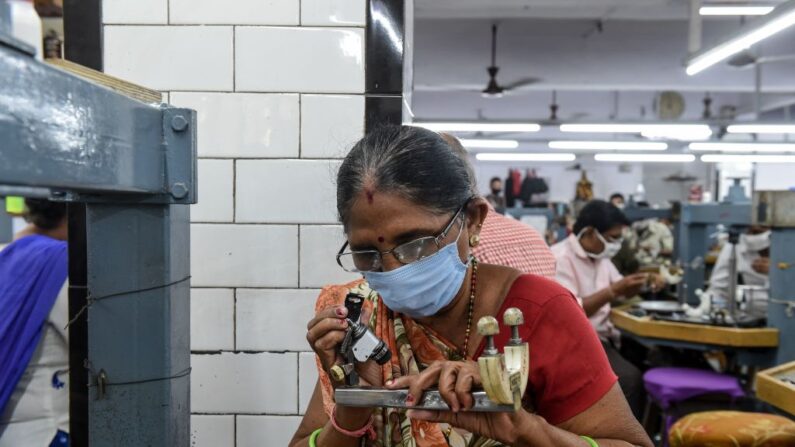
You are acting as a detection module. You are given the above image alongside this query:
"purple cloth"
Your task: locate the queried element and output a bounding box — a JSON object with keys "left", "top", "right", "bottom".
{"left": 0, "top": 235, "right": 68, "bottom": 416}
{"left": 644, "top": 367, "right": 745, "bottom": 447}
{"left": 644, "top": 367, "right": 745, "bottom": 409}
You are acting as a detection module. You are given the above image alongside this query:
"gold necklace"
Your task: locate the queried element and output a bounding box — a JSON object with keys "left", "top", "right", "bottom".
{"left": 461, "top": 258, "right": 478, "bottom": 358}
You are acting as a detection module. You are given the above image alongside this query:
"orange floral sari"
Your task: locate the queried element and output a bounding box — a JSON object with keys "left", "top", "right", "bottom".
{"left": 315, "top": 280, "right": 503, "bottom": 447}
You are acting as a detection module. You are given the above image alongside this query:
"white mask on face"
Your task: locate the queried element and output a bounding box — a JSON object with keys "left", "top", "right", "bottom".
{"left": 578, "top": 228, "right": 623, "bottom": 259}
{"left": 741, "top": 231, "right": 771, "bottom": 252}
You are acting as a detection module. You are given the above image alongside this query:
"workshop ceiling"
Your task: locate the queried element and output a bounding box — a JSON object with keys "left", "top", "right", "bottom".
{"left": 410, "top": 1, "right": 795, "bottom": 122}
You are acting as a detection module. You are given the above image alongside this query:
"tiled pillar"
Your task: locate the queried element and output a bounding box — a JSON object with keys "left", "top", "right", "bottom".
{"left": 99, "top": 0, "right": 406, "bottom": 445}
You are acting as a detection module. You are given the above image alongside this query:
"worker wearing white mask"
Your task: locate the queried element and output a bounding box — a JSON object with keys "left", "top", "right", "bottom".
{"left": 552, "top": 200, "right": 659, "bottom": 418}
{"left": 707, "top": 226, "right": 771, "bottom": 303}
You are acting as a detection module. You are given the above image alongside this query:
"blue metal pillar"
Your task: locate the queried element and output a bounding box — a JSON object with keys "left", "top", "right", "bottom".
{"left": 768, "top": 228, "right": 795, "bottom": 364}
{"left": 85, "top": 204, "right": 191, "bottom": 445}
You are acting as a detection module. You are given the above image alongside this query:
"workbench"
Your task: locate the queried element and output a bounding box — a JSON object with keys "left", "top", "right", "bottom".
{"left": 756, "top": 361, "right": 795, "bottom": 416}
{"left": 610, "top": 306, "right": 779, "bottom": 366}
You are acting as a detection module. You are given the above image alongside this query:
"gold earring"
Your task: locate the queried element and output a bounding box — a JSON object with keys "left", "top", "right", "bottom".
{"left": 469, "top": 234, "right": 481, "bottom": 247}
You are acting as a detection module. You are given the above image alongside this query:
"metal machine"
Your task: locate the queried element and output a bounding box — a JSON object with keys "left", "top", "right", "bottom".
{"left": 753, "top": 191, "right": 795, "bottom": 365}
{"left": 1, "top": 12, "right": 196, "bottom": 445}
{"left": 676, "top": 203, "right": 751, "bottom": 305}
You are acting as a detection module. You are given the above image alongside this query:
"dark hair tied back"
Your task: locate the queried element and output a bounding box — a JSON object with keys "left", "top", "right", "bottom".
{"left": 337, "top": 125, "right": 473, "bottom": 228}
{"left": 24, "top": 198, "right": 67, "bottom": 230}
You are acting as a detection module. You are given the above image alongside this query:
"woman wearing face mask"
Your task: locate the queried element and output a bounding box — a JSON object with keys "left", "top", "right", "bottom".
{"left": 290, "top": 126, "right": 651, "bottom": 447}
{"left": 550, "top": 200, "right": 649, "bottom": 419}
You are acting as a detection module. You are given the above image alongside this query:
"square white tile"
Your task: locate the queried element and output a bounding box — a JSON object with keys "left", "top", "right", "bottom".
{"left": 235, "top": 27, "right": 364, "bottom": 93}
{"left": 298, "top": 352, "right": 319, "bottom": 414}
{"left": 170, "top": 0, "right": 298, "bottom": 25}
{"left": 191, "top": 352, "right": 297, "bottom": 413}
{"left": 103, "top": 0, "right": 167, "bottom": 24}
{"left": 301, "top": 94, "right": 364, "bottom": 158}
{"left": 299, "top": 225, "right": 359, "bottom": 288}
{"left": 236, "top": 289, "right": 318, "bottom": 351}
{"left": 301, "top": 0, "right": 365, "bottom": 26}
{"left": 235, "top": 160, "right": 340, "bottom": 224}
{"left": 190, "top": 224, "right": 298, "bottom": 287}
{"left": 170, "top": 93, "right": 299, "bottom": 158}
{"left": 190, "top": 288, "right": 234, "bottom": 351}
{"left": 191, "top": 415, "right": 234, "bottom": 447}
{"left": 237, "top": 415, "right": 302, "bottom": 447}
{"left": 104, "top": 26, "right": 232, "bottom": 91}
{"left": 192, "top": 159, "right": 233, "bottom": 223}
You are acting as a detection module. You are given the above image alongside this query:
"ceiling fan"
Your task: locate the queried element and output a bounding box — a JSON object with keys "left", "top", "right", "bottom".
{"left": 481, "top": 24, "right": 541, "bottom": 98}
{"left": 416, "top": 24, "right": 541, "bottom": 96}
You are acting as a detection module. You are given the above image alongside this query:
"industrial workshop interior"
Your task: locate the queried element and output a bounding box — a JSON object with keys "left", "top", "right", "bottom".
{"left": 4, "top": 0, "right": 795, "bottom": 446}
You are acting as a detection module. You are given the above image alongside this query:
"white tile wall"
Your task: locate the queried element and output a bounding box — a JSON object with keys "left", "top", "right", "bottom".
{"left": 192, "top": 352, "right": 297, "bottom": 413}
{"left": 190, "top": 224, "right": 298, "bottom": 287}
{"left": 236, "top": 289, "right": 317, "bottom": 351}
{"left": 301, "top": 0, "right": 366, "bottom": 26}
{"left": 103, "top": 0, "right": 368, "bottom": 443}
{"left": 170, "top": 93, "right": 299, "bottom": 158}
{"left": 191, "top": 288, "right": 234, "bottom": 351}
{"left": 235, "top": 160, "right": 340, "bottom": 224}
{"left": 170, "top": 0, "right": 299, "bottom": 25}
{"left": 299, "top": 225, "right": 359, "bottom": 288}
{"left": 103, "top": 0, "right": 167, "bottom": 24}
{"left": 237, "top": 415, "right": 302, "bottom": 447}
{"left": 235, "top": 27, "right": 364, "bottom": 93}
{"left": 191, "top": 415, "right": 234, "bottom": 447}
{"left": 192, "top": 159, "right": 234, "bottom": 223}
{"left": 104, "top": 26, "right": 233, "bottom": 91}
{"left": 298, "top": 352, "right": 319, "bottom": 414}
{"left": 301, "top": 94, "right": 365, "bottom": 158}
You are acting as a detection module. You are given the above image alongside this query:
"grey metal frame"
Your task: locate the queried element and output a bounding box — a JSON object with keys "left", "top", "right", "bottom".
{"left": 1, "top": 27, "right": 195, "bottom": 446}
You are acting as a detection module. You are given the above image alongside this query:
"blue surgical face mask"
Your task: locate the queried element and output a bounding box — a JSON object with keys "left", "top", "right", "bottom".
{"left": 363, "top": 228, "right": 470, "bottom": 318}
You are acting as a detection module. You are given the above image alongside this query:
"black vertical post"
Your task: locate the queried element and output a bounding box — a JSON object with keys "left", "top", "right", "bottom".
{"left": 365, "top": 0, "right": 407, "bottom": 131}
{"left": 63, "top": 0, "right": 102, "bottom": 444}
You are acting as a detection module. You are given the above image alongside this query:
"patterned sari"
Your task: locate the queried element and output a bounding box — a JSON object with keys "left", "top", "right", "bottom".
{"left": 315, "top": 280, "right": 505, "bottom": 447}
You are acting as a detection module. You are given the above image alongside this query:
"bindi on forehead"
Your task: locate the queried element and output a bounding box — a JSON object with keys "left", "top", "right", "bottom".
{"left": 365, "top": 189, "right": 375, "bottom": 204}
{"left": 377, "top": 236, "right": 385, "bottom": 243}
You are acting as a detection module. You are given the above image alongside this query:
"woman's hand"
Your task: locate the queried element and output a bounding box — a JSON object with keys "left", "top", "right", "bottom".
{"left": 384, "top": 360, "right": 533, "bottom": 445}
{"left": 305, "top": 305, "right": 382, "bottom": 387}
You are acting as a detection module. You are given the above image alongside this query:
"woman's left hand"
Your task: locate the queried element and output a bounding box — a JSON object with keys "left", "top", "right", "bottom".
{"left": 384, "top": 360, "right": 534, "bottom": 445}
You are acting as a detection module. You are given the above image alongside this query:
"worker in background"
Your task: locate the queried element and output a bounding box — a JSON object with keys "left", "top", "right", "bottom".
{"left": 551, "top": 200, "right": 652, "bottom": 419}
{"left": 609, "top": 192, "right": 626, "bottom": 209}
{"left": 707, "top": 226, "right": 770, "bottom": 305}
{"left": 485, "top": 176, "right": 506, "bottom": 213}
{"left": 0, "top": 199, "right": 69, "bottom": 447}
{"left": 443, "top": 134, "right": 557, "bottom": 278}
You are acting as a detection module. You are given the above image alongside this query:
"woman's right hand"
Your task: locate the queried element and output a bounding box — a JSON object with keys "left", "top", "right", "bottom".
{"left": 306, "top": 305, "right": 382, "bottom": 387}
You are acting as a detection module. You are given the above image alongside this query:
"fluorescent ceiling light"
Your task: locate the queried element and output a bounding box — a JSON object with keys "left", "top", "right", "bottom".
{"left": 560, "top": 123, "right": 712, "bottom": 140}
{"left": 595, "top": 153, "right": 696, "bottom": 162}
{"left": 459, "top": 139, "right": 519, "bottom": 149}
{"left": 689, "top": 142, "right": 795, "bottom": 152}
{"left": 687, "top": 1, "right": 795, "bottom": 75}
{"left": 475, "top": 153, "right": 576, "bottom": 162}
{"left": 700, "top": 154, "right": 795, "bottom": 163}
{"left": 700, "top": 5, "right": 775, "bottom": 16}
{"left": 549, "top": 141, "right": 668, "bottom": 150}
{"left": 727, "top": 124, "right": 795, "bottom": 133}
{"left": 414, "top": 122, "right": 541, "bottom": 133}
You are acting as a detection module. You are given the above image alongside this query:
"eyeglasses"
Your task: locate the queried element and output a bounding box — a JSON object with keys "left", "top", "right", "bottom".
{"left": 336, "top": 205, "right": 467, "bottom": 273}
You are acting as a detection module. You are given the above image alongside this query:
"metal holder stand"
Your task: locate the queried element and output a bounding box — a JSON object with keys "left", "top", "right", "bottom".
{"left": 333, "top": 308, "right": 530, "bottom": 413}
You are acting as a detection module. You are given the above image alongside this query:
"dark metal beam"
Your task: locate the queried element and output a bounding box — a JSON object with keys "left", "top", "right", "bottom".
{"left": 0, "top": 42, "right": 196, "bottom": 202}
